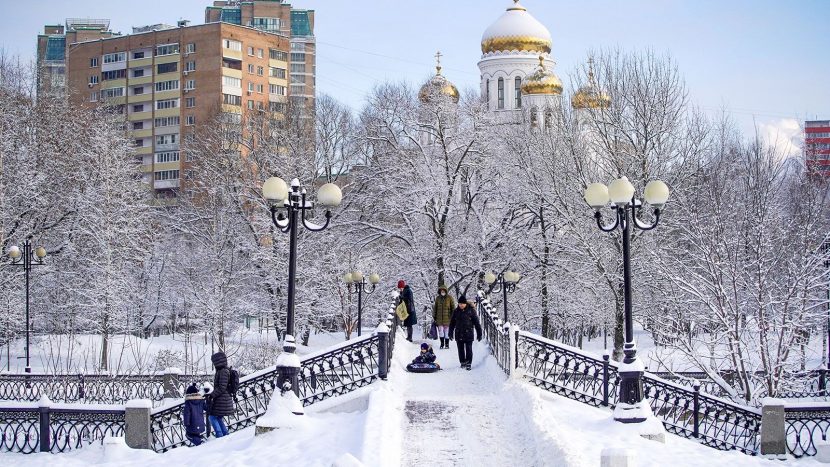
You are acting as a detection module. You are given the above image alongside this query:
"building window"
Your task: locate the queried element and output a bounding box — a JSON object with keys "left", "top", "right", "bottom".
{"left": 222, "top": 39, "right": 242, "bottom": 51}
{"left": 133, "top": 51, "right": 145, "bottom": 60}
{"left": 89, "top": 75, "right": 99, "bottom": 85}
{"left": 252, "top": 17, "right": 280, "bottom": 33}
{"left": 222, "top": 58, "right": 241, "bottom": 71}
{"left": 222, "top": 94, "right": 242, "bottom": 106}
{"left": 154, "top": 116, "right": 180, "bottom": 127}
{"left": 290, "top": 42, "right": 305, "bottom": 51}
{"left": 497, "top": 78, "right": 504, "bottom": 110}
{"left": 185, "top": 80, "right": 195, "bottom": 90}
{"left": 102, "top": 69, "right": 126, "bottom": 81}
{"left": 185, "top": 43, "right": 196, "bottom": 54}
{"left": 155, "top": 80, "right": 179, "bottom": 92}
{"left": 155, "top": 151, "right": 180, "bottom": 163}
{"left": 185, "top": 115, "right": 195, "bottom": 126}
{"left": 133, "top": 86, "right": 144, "bottom": 95}
{"left": 256, "top": 66, "right": 264, "bottom": 76}
{"left": 290, "top": 75, "right": 304, "bottom": 84}
{"left": 247, "top": 64, "right": 255, "bottom": 74}
{"left": 545, "top": 109, "right": 553, "bottom": 129}
{"left": 90, "top": 57, "right": 99, "bottom": 67}
{"left": 156, "top": 98, "right": 179, "bottom": 110}
{"left": 133, "top": 69, "right": 145, "bottom": 78}
{"left": 133, "top": 104, "right": 145, "bottom": 112}
{"left": 515, "top": 76, "right": 522, "bottom": 109}
{"left": 290, "top": 63, "right": 305, "bottom": 73}
{"left": 154, "top": 170, "right": 180, "bottom": 181}
{"left": 156, "top": 134, "right": 178, "bottom": 146}
{"left": 247, "top": 100, "right": 254, "bottom": 109}
{"left": 185, "top": 61, "right": 196, "bottom": 72}
{"left": 102, "top": 87, "right": 125, "bottom": 99}
{"left": 257, "top": 48, "right": 264, "bottom": 58}
{"left": 269, "top": 49, "right": 287, "bottom": 61}
{"left": 247, "top": 46, "right": 254, "bottom": 56}
{"left": 269, "top": 84, "right": 286, "bottom": 96}
{"left": 185, "top": 97, "right": 195, "bottom": 108}
{"left": 485, "top": 79, "right": 490, "bottom": 109}
{"left": 135, "top": 139, "right": 144, "bottom": 147}
{"left": 248, "top": 82, "right": 254, "bottom": 92}
{"left": 90, "top": 91, "right": 99, "bottom": 102}
{"left": 103, "top": 52, "right": 126, "bottom": 64}
{"left": 290, "top": 84, "right": 305, "bottom": 95}
{"left": 256, "top": 84, "right": 264, "bottom": 93}
{"left": 290, "top": 52, "right": 305, "bottom": 62}
{"left": 133, "top": 121, "right": 144, "bottom": 130}
{"left": 223, "top": 76, "right": 241, "bottom": 88}
{"left": 157, "top": 62, "right": 178, "bottom": 74}
{"left": 269, "top": 67, "right": 286, "bottom": 79}
{"left": 155, "top": 44, "right": 180, "bottom": 56}
{"left": 269, "top": 102, "right": 285, "bottom": 113}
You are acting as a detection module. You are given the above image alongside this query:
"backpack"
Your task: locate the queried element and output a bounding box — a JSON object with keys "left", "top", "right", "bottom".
{"left": 228, "top": 367, "right": 240, "bottom": 397}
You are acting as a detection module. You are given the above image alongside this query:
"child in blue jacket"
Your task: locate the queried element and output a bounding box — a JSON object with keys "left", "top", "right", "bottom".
{"left": 183, "top": 383, "right": 206, "bottom": 446}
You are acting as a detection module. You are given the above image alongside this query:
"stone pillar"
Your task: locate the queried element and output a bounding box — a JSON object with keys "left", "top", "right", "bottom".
{"left": 760, "top": 398, "right": 786, "bottom": 458}
{"left": 256, "top": 336, "right": 304, "bottom": 436}
{"left": 162, "top": 367, "right": 182, "bottom": 399}
{"left": 124, "top": 399, "right": 153, "bottom": 450}
{"left": 38, "top": 396, "right": 51, "bottom": 453}
{"left": 376, "top": 322, "right": 389, "bottom": 380}
{"left": 509, "top": 324, "right": 522, "bottom": 379}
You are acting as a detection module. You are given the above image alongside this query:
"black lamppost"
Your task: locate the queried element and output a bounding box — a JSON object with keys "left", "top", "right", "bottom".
{"left": 484, "top": 270, "right": 520, "bottom": 322}
{"left": 343, "top": 271, "right": 380, "bottom": 337}
{"left": 5, "top": 239, "right": 47, "bottom": 373}
{"left": 584, "top": 176, "right": 670, "bottom": 423}
{"left": 263, "top": 176, "right": 341, "bottom": 396}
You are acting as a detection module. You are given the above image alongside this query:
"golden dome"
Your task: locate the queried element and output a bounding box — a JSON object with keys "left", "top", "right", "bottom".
{"left": 419, "top": 52, "right": 460, "bottom": 103}
{"left": 521, "top": 56, "right": 563, "bottom": 96}
{"left": 481, "top": 1, "right": 552, "bottom": 55}
{"left": 572, "top": 58, "right": 611, "bottom": 109}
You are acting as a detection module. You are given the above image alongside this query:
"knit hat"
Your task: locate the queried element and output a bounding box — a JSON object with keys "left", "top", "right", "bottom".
{"left": 397, "top": 280, "right": 406, "bottom": 289}
{"left": 458, "top": 294, "right": 467, "bottom": 304}
{"left": 185, "top": 383, "right": 200, "bottom": 395}
{"left": 421, "top": 342, "right": 430, "bottom": 350}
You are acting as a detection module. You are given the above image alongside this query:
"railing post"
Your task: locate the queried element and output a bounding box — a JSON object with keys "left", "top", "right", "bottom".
{"left": 820, "top": 369, "right": 827, "bottom": 397}
{"left": 759, "top": 398, "right": 786, "bottom": 458}
{"left": 78, "top": 374, "right": 85, "bottom": 401}
{"left": 38, "top": 396, "right": 51, "bottom": 453}
{"left": 602, "top": 353, "right": 610, "bottom": 407}
{"left": 162, "top": 367, "right": 182, "bottom": 400}
{"left": 693, "top": 384, "right": 700, "bottom": 438}
{"left": 124, "top": 399, "right": 153, "bottom": 450}
{"left": 376, "top": 322, "right": 389, "bottom": 380}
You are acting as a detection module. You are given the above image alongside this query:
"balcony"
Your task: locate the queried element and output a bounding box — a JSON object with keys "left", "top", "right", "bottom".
{"left": 129, "top": 57, "right": 153, "bottom": 69}
{"left": 153, "top": 179, "right": 180, "bottom": 190}
{"left": 129, "top": 75, "right": 154, "bottom": 86}
{"left": 131, "top": 128, "right": 153, "bottom": 138}
{"left": 129, "top": 110, "right": 153, "bottom": 121}
{"left": 155, "top": 54, "right": 180, "bottom": 65}
{"left": 155, "top": 143, "right": 180, "bottom": 152}
{"left": 127, "top": 93, "right": 152, "bottom": 104}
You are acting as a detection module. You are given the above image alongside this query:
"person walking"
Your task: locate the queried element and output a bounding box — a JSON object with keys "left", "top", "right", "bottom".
{"left": 207, "top": 351, "right": 235, "bottom": 437}
{"left": 432, "top": 284, "right": 455, "bottom": 349}
{"left": 448, "top": 294, "right": 482, "bottom": 371}
{"left": 398, "top": 280, "right": 417, "bottom": 342}
{"left": 183, "top": 383, "right": 206, "bottom": 446}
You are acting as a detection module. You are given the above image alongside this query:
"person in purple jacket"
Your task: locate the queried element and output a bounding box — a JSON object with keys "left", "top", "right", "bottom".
{"left": 183, "top": 383, "right": 206, "bottom": 446}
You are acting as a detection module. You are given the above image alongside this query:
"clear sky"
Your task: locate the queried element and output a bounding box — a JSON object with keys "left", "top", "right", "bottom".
{"left": 4, "top": 0, "right": 829, "bottom": 150}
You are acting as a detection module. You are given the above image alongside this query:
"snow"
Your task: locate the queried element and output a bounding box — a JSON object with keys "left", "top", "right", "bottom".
{"left": 481, "top": 2, "right": 551, "bottom": 44}
{"left": 125, "top": 399, "right": 152, "bottom": 409}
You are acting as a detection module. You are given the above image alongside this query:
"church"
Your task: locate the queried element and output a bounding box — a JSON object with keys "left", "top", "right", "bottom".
{"left": 419, "top": 0, "right": 610, "bottom": 129}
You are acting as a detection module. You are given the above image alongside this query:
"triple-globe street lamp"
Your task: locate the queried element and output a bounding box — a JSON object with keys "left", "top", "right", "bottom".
{"left": 263, "top": 176, "right": 342, "bottom": 395}
{"left": 5, "top": 239, "right": 47, "bottom": 373}
{"left": 584, "top": 176, "right": 670, "bottom": 423}
{"left": 343, "top": 271, "right": 380, "bottom": 337}
{"left": 484, "top": 270, "right": 521, "bottom": 323}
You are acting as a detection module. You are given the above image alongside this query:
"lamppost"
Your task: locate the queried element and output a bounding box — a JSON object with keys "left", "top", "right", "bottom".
{"left": 584, "top": 176, "right": 669, "bottom": 423}
{"left": 484, "top": 270, "right": 520, "bottom": 323}
{"left": 5, "top": 239, "right": 47, "bottom": 373}
{"left": 343, "top": 271, "right": 380, "bottom": 337}
{"left": 263, "top": 176, "right": 342, "bottom": 396}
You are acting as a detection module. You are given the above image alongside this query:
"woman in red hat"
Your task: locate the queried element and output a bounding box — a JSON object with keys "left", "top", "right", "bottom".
{"left": 397, "top": 280, "right": 417, "bottom": 342}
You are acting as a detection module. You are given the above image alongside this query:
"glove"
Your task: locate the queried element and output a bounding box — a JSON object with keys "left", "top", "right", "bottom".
{"left": 477, "top": 336, "right": 482, "bottom": 342}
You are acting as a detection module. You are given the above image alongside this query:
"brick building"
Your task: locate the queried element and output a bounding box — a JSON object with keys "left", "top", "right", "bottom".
{"left": 805, "top": 120, "right": 830, "bottom": 177}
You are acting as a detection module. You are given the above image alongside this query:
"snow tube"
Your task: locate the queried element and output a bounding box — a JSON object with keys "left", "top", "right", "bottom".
{"left": 406, "top": 362, "right": 441, "bottom": 373}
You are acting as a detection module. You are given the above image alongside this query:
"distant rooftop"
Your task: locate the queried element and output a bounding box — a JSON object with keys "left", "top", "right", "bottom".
{"left": 66, "top": 18, "right": 110, "bottom": 31}
{"left": 132, "top": 24, "right": 178, "bottom": 34}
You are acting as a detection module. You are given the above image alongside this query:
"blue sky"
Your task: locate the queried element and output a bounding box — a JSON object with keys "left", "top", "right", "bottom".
{"left": 4, "top": 0, "right": 829, "bottom": 147}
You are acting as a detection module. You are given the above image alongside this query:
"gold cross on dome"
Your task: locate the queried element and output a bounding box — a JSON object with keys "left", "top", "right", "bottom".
{"left": 434, "top": 51, "right": 442, "bottom": 74}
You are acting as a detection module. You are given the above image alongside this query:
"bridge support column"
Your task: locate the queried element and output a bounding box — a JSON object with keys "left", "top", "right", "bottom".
{"left": 760, "top": 398, "right": 786, "bottom": 458}
{"left": 509, "top": 324, "right": 523, "bottom": 380}
{"left": 377, "top": 322, "right": 390, "bottom": 380}
{"left": 124, "top": 399, "right": 153, "bottom": 450}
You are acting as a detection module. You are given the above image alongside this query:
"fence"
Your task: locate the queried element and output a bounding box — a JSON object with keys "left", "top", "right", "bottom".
{"left": 650, "top": 370, "right": 829, "bottom": 402}
{"left": 0, "top": 372, "right": 210, "bottom": 405}
{"left": 785, "top": 404, "right": 830, "bottom": 458}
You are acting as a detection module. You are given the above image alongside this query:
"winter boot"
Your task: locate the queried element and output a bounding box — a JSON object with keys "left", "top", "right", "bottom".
{"left": 440, "top": 338, "right": 446, "bottom": 349}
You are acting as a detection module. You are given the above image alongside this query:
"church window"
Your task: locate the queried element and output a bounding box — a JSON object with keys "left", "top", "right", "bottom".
{"left": 497, "top": 78, "right": 504, "bottom": 110}
{"left": 545, "top": 109, "right": 554, "bottom": 130}
{"left": 485, "top": 79, "right": 490, "bottom": 109}
{"left": 515, "top": 77, "right": 522, "bottom": 108}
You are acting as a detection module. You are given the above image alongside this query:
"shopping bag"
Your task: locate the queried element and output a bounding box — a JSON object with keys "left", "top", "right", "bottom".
{"left": 428, "top": 322, "right": 438, "bottom": 340}
{"left": 395, "top": 301, "right": 409, "bottom": 321}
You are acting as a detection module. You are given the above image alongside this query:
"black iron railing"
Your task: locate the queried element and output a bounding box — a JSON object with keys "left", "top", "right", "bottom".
{"left": 0, "top": 373, "right": 210, "bottom": 405}
{"left": 0, "top": 403, "right": 124, "bottom": 453}
{"left": 785, "top": 404, "right": 830, "bottom": 458}
{"left": 651, "top": 370, "right": 829, "bottom": 403}
{"left": 476, "top": 291, "right": 511, "bottom": 374}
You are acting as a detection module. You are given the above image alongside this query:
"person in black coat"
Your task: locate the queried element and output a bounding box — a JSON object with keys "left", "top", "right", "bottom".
{"left": 183, "top": 383, "right": 206, "bottom": 446}
{"left": 398, "top": 280, "right": 417, "bottom": 342}
{"left": 448, "top": 295, "right": 482, "bottom": 371}
{"left": 207, "top": 351, "right": 234, "bottom": 437}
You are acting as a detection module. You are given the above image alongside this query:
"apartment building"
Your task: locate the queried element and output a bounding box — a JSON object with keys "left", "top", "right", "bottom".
{"left": 36, "top": 19, "right": 117, "bottom": 95}
{"left": 65, "top": 22, "right": 290, "bottom": 195}
{"left": 806, "top": 120, "right": 830, "bottom": 177}
{"left": 205, "top": 0, "right": 315, "bottom": 110}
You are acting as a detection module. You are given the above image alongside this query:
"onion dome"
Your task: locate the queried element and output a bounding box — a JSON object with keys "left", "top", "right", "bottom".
{"left": 521, "top": 56, "right": 563, "bottom": 96}
{"left": 481, "top": 0, "right": 552, "bottom": 55}
{"left": 572, "top": 58, "right": 611, "bottom": 110}
{"left": 418, "top": 51, "right": 460, "bottom": 103}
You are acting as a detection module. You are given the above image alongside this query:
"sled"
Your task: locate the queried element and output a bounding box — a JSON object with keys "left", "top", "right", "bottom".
{"left": 406, "top": 362, "right": 441, "bottom": 373}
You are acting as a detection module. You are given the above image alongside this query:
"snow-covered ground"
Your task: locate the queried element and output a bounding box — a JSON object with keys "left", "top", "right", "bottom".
{"left": 5, "top": 331, "right": 826, "bottom": 466}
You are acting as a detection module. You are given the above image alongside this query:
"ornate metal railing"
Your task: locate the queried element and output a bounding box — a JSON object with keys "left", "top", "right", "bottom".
{"left": 0, "top": 403, "right": 124, "bottom": 453}
{"left": 150, "top": 319, "right": 397, "bottom": 453}
{"left": 476, "top": 291, "right": 511, "bottom": 374}
{"left": 651, "top": 370, "right": 829, "bottom": 403}
{"left": 0, "top": 373, "right": 210, "bottom": 405}
{"left": 785, "top": 404, "right": 830, "bottom": 458}
{"left": 511, "top": 329, "right": 762, "bottom": 455}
